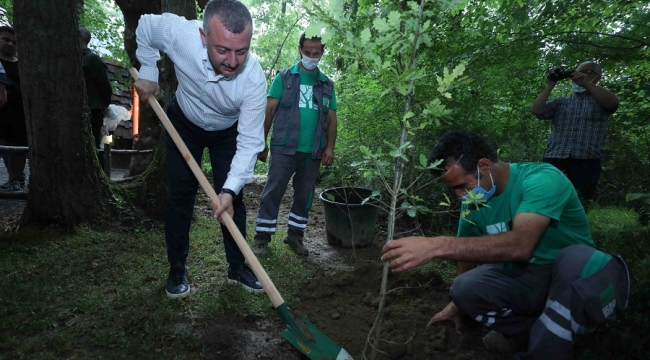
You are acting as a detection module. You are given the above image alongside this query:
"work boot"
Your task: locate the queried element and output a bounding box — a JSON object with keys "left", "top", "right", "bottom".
{"left": 0, "top": 181, "right": 23, "bottom": 193}
{"left": 252, "top": 234, "right": 270, "bottom": 257}
{"left": 227, "top": 263, "right": 264, "bottom": 294}
{"left": 482, "top": 330, "right": 509, "bottom": 353}
{"left": 165, "top": 262, "right": 190, "bottom": 299}
{"left": 482, "top": 329, "right": 529, "bottom": 353}
{"left": 284, "top": 236, "right": 309, "bottom": 256}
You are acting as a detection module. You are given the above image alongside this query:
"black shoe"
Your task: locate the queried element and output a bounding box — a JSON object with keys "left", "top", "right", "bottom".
{"left": 227, "top": 263, "right": 264, "bottom": 294}
{"left": 165, "top": 263, "right": 190, "bottom": 299}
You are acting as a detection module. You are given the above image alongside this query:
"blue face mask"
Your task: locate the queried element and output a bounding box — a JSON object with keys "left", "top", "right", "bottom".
{"left": 461, "top": 167, "right": 496, "bottom": 202}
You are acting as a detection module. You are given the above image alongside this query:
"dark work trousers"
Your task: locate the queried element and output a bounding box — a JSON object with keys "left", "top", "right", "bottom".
{"left": 544, "top": 158, "right": 602, "bottom": 201}
{"left": 255, "top": 152, "right": 321, "bottom": 239}
{"left": 90, "top": 109, "right": 105, "bottom": 168}
{"left": 164, "top": 97, "right": 246, "bottom": 268}
{"left": 450, "top": 245, "right": 629, "bottom": 360}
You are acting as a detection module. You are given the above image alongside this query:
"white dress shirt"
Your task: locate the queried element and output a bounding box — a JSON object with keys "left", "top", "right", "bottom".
{"left": 136, "top": 13, "right": 267, "bottom": 194}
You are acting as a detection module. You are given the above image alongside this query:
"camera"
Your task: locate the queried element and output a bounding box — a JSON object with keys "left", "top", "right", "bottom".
{"left": 548, "top": 68, "right": 574, "bottom": 81}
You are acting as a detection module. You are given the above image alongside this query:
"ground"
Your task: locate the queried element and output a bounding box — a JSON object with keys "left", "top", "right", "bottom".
{"left": 0, "top": 170, "right": 509, "bottom": 360}
{"left": 2, "top": 169, "right": 614, "bottom": 360}
{"left": 194, "top": 179, "right": 511, "bottom": 360}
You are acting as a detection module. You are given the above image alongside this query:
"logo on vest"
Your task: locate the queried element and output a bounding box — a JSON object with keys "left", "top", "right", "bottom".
{"left": 299, "top": 85, "right": 317, "bottom": 109}
{"left": 602, "top": 299, "right": 616, "bottom": 318}
{"left": 485, "top": 222, "right": 509, "bottom": 235}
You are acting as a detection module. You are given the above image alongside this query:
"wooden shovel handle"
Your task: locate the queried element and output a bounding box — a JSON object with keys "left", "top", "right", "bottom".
{"left": 129, "top": 68, "right": 284, "bottom": 307}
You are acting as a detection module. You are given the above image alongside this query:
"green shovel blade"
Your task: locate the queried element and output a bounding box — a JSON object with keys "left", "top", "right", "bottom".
{"left": 276, "top": 304, "right": 353, "bottom": 360}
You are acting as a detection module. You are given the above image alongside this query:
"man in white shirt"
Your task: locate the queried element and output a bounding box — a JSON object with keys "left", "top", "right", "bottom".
{"left": 134, "top": 0, "right": 267, "bottom": 299}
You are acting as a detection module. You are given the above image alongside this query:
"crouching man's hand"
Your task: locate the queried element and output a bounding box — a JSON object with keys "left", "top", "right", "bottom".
{"left": 428, "top": 301, "right": 462, "bottom": 333}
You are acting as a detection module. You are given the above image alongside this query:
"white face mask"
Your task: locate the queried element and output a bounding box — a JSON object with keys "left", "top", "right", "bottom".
{"left": 573, "top": 74, "right": 597, "bottom": 93}
{"left": 301, "top": 55, "right": 320, "bottom": 70}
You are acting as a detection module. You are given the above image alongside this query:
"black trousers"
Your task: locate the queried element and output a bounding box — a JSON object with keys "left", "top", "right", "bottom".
{"left": 543, "top": 157, "right": 601, "bottom": 201}
{"left": 90, "top": 109, "right": 104, "bottom": 167}
{"left": 164, "top": 97, "right": 246, "bottom": 267}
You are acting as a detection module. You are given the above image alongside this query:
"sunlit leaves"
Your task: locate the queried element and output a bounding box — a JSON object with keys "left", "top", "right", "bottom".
{"left": 387, "top": 11, "right": 401, "bottom": 30}
{"left": 436, "top": 62, "right": 468, "bottom": 95}
{"left": 419, "top": 154, "right": 429, "bottom": 168}
{"left": 79, "top": 0, "right": 127, "bottom": 64}
{"left": 360, "top": 27, "right": 371, "bottom": 43}
{"left": 373, "top": 17, "right": 391, "bottom": 32}
{"left": 440, "top": 193, "right": 452, "bottom": 207}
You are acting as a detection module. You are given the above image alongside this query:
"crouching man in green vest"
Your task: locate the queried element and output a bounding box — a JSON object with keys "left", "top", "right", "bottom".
{"left": 382, "top": 130, "right": 630, "bottom": 359}
{"left": 253, "top": 32, "right": 338, "bottom": 257}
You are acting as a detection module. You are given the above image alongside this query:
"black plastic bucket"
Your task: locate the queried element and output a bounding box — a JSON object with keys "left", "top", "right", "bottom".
{"left": 319, "top": 187, "right": 381, "bottom": 248}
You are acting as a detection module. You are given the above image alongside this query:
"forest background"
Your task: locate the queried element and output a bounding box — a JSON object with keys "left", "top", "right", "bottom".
{"left": 1, "top": 0, "right": 648, "bottom": 215}
{"left": 0, "top": 0, "right": 648, "bottom": 359}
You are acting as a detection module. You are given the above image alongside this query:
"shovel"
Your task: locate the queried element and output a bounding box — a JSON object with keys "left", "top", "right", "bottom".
{"left": 129, "top": 68, "right": 353, "bottom": 360}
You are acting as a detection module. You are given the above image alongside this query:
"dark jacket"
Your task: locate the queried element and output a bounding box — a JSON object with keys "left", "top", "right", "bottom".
{"left": 81, "top": 48, "right": 112, "bottom": 111}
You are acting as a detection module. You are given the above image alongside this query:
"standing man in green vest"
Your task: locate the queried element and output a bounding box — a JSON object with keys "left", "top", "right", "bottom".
{"left": 253, "top": 33, "right": 338, "bottom": 257}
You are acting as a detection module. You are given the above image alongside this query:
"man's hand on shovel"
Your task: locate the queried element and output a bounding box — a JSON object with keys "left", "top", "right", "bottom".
{"left": 211, "top": 193, "right": 234, "bottom": 222}
{"left": 134, "top": 78, "right": 161, "bottom": 100}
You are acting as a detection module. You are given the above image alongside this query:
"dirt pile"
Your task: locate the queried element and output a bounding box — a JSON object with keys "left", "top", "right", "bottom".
{"left": 292, "top": 262, "right": 507, "bottom": 360}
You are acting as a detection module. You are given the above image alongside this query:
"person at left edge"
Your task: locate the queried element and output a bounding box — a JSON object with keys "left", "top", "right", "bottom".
{"left": 134, "top": 0, "right": 267, "bottom": 299}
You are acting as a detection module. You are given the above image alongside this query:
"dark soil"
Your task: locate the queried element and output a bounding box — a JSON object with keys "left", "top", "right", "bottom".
{"left": 290, "top": 263, "right": 509, "bottom": 360}
{"left": 196, "top": 179, "right": 509, "bottom": 360}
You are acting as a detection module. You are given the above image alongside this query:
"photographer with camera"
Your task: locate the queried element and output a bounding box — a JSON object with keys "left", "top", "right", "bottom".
{"left": 530, "top": 61, "right": 618, "bottom": 202}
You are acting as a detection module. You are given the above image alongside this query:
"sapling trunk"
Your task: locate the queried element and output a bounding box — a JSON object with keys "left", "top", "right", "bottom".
{"left": 368, "top": 1, "right": 426, "bottom": 359}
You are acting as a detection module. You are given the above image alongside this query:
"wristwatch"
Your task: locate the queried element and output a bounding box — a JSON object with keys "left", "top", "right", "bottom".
{"left": 221, "top": 188, "right": 237, "bottom": 197}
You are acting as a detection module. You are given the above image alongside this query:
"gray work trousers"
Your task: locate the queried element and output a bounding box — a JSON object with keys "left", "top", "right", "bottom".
{"left": 256, "top": 152, "right": 321, "bottom": 239}
{"left": 450, "top": 245, "right": 630, "bottom": 360}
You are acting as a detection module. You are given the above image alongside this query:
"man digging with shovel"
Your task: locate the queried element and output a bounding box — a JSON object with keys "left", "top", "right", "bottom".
{"left": 134, "top": 0, "right": 267, "bottom": 299}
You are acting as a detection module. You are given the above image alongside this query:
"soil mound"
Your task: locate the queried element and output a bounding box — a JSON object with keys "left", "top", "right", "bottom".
{"left": 292, "top": 262, "right": 508, "bottom": 360}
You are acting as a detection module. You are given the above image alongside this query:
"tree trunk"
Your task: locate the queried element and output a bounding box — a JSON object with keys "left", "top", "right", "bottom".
{"left": 114, "top": 0, "right": 161, "bottom": 179}
{"left": 14, "top": 0, "right": 115, "bottom": 229}
{"left": 115, "top": 0, "right": 197, "bottom": 219}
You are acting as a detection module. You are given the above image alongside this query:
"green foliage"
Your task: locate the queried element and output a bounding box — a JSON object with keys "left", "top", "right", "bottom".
{"left": 588, "top": 206, "right": 643, "bottom": 251}
{"left": 249, "top": 1, "right": 309, "bottom": 82}
{"left": 201, "top": 148, "right": 212, "bottom": 176}
{"left": 0, "top": 0, "right": 11, "bottom": 25}
{"left": 0, "top": 0, "right": 126, "bottom": 63}
{"left": 79, "top": 0, "right": 127, "bottom": 64}
{"left": 305, "top": 0, "right": 469, "bottom": 228}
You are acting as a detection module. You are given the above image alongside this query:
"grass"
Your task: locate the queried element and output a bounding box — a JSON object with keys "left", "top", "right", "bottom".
{"left": 201, "top": 149, "right": 269, "bottom": 176}
{"left": 0, "top": 216, "right": 308, "bottom": 359}
{"left": 588, "top": 206, "right": 640, "bottom": 234}
{"left": 587, "top": 206, "right": 648, "bottom": 263}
